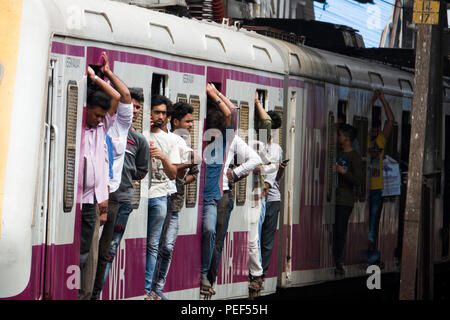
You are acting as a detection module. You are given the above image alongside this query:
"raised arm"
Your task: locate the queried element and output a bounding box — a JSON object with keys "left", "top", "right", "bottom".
{"left": 100, "top": 52, "right": 132, "bottom": 109}
{"left": 88, "top": 66, "right": 120, "bottom": 112}
{"left": 254, "top": 91, "right": 270, "bottom": 120}
{"left": 378, "top": 90, "right": 395, "bottom": 139}
{"left": 207, "top": 83, "right": 231, "bottom": 127}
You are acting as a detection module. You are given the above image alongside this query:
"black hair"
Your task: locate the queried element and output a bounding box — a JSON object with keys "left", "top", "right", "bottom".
{"left": 171, "top": 101, "right": 194, "bottom": 127}
{"left": 151, "top": 94, "right": 172, "bottom": 110}
{"left": 87, "top": 88, "right": 111, "bottom": 111}
{"left": 206, "top": 101, "right": 226, "bottom": 131}
{"left": 129, "top": 87, "right": 144, "bottom": 103}
{"left": 267, "top": 110, "right": 282, "bottom": 129}
{"left": 339, "top": 123, "right": 357, "bottom": 142}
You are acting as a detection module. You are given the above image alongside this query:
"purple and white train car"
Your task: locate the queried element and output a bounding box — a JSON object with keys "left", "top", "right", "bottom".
{"left": 1, "top": 0, "right": 450, "bottom": 300}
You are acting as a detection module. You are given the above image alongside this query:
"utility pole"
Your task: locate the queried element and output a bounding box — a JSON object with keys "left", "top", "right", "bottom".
{"left": 399, "top": 0, "right": 446, "bottom": 300}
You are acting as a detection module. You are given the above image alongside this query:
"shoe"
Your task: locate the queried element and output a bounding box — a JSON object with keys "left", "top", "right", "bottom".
{"left": 249, "top": 275, "right": 263, "bottom": 290}
{"left": 154, "top": 290, "right": 168, "bottom": 300}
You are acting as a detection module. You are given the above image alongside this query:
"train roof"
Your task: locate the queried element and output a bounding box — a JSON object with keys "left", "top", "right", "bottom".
{"left": 259, "top": 36, "right": 415, "bottom": 96}
{"left": 37, "top": 0, "right": 286, "bottom": 75}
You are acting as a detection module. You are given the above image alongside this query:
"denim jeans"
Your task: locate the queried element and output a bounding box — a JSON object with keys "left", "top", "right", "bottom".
{"left": 201, "top": 198, "right": 218, "bottom": 278}
{"left": 151, "top": 196, "right": 179, "bottom": 293}
{"left": 258, "top": 195, "right": 266, "bottom": 265}
{"left": 261, "top": 201, "right": 280, "bottom": 277}
{"left": 208, "top": 191, "right": 234, "bottom": 285}
{"left": 92, "top": 201, "right": 133, "bottom": 299}
{"left": 145, "top": 196, "right": 168, "bottom": 293}
{"left": 368, "top": 189, "right": 383, "bottom": 245}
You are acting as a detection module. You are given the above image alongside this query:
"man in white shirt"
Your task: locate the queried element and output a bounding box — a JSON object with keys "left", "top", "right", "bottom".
{"left": 260, "top": 111, "right": 287, "bottom": 278}
{"left": 149, "top": 101, "right": 201, "bottom": 300}
{"left": 145, "top": 95, "right": 180, "bottom": 298}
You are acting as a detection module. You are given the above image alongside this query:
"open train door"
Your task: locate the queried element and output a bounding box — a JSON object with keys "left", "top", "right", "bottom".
{"left": 41, "top": 41, "right": 86, "bottom": 300}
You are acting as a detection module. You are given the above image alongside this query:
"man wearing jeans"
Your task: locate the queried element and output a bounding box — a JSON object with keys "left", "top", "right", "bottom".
{"left": 149, "top": 101, "right": 201, "bottom": 300}
{"left": 91, "top": 88, "right": 149, "bottom": 299}
{"left": 145, "top": 95, "right": 180, "bottom": 299}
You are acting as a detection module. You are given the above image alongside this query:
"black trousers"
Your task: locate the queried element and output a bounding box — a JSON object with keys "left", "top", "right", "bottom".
{"left": 333, "top": 205, "right": 353, "bottom": 267}
{"left": 80, "top": 201, "right": 98, "bottom": 273}
{"left": 261, "top": 201, "right": 281, "bottom": 277}
{"left": 208, "top": 190, "right": 233, "bottom": 285}
{"left": 92, "top": 191, "right": 119, "bottom": 298}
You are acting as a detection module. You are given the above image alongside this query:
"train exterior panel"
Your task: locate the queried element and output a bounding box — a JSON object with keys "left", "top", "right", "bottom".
{"left": 1, "top": 0, "right": 449, "bottom": 300}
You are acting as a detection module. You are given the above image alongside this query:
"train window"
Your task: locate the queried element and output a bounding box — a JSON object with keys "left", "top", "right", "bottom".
{"left": 372, "top": 106, "right": 382, "bottom": 129}
{"left": 237, "top": 102, "right": 250, "bottom": 206}
{"left": 132, "top": 88, "right": 145, "bottom": 210}
{"left": 384, "top": 121, "right": 399, "bottom": 159}
{"left": 230, "top": 99, "right": 239, "bottom": 205}
{"left": 151, "top": 73, "right": 167, "bottom": 97}
{"left": 337, "top": 100, "right": 348, "bottom": 124}
{"left": 353, "top": 116, "right": 368, "bottom": 157}
{"left": 326, "top": 112, "right": 336, "bottom": 202}
{"left": 185, "top": 95, "right": 200, "bottom": 208}
{"left": 256, "top": 90, "right": 267, "bottom": 110}
{"left": 63, "top": 82, "right": 78, "bottom": 213}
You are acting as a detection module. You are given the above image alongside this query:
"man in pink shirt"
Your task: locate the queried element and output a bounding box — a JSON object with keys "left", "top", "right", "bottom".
{"left": 79, "top": 55, "right": 129, "bottom": 297}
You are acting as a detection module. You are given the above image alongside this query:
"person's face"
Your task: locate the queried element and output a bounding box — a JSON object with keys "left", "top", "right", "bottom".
{"left": 151, "top": 103, "right": 167, "bottom": 128}
{"left": 86, "top": 105, "right": 108, "bottom": 128}
{"left": 132, "top": 98, "right": 142, "bottom": 123}
{"left": 174, "top": 113, "right": 193, "bottom": 131}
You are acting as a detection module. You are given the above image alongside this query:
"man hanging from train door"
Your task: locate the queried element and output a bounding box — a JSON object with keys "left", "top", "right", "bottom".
{"left": 148, "top": 101, "right": 202, "bottom": 300}
{"left": 80, "top": 52, "right": 133, "bottom": 300}
{"left": 80, "top": 55, "right": 131, "bottom": 298}
{"left": 367, "top": 89, "right": 395, "bottom": 265}
{"left": 145, "top": 95, "right": 180, "bottom": 300}
{"left": 260, "top": 110, "right": 288, "bottom": 280}
{"left": 333, "top": 123, "right": 362, "bottom": 275}
{"left": 205, "top": 85, "right": 263, "bottom": 297}
{"left": 91, "top": 88, "right": 149, "bottom": 300}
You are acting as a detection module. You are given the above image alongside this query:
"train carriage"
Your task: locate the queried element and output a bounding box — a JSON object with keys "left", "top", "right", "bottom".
{"left": 1, "top": 0, "right": 449, "bottom": 300}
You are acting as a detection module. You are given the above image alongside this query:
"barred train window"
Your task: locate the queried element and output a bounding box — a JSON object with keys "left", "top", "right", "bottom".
{"left": 326, "top": 112, "right": 335, "bottom": 202}
{"left": 185, "top": 95, "right": 200, "bottom": 208}
{"left": 63, "top": 82, "right": 78, "bottom": 212}
{"left": 236, "top": 102, "right": 249, "bottom": 206}
{"left": 131, "top": 88, "right": 145, "bottom": 210}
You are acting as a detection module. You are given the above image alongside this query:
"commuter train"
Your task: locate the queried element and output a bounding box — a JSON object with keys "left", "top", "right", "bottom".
{"left": 1, "top": 0, "right": 449, "bottom": 300}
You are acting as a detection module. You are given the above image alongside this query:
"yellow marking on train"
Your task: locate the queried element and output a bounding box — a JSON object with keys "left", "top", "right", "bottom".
{"left": 0, "top": 0, "right": 23, "bottom": 237}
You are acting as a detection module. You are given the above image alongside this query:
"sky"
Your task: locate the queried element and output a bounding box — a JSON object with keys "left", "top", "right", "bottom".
{"left": 313, "top": 0, "right": 396, "bottom": 48}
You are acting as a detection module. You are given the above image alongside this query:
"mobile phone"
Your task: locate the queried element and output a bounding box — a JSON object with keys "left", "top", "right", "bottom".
{"left": 282, "top": 159, "right": 290, "bottom": 164}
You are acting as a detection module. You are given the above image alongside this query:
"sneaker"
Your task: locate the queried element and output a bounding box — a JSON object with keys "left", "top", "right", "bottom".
{"left": 249, "top": 275, "right": 263, "bottom": 290}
